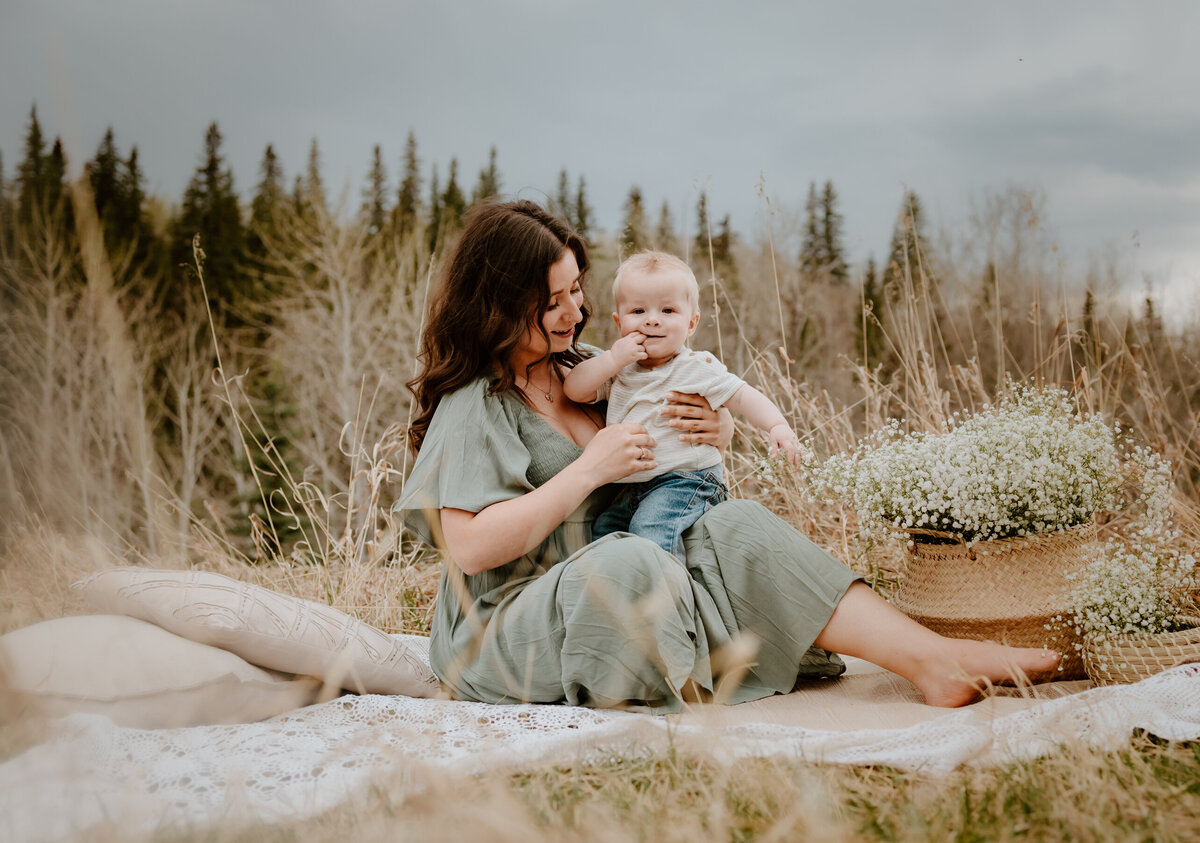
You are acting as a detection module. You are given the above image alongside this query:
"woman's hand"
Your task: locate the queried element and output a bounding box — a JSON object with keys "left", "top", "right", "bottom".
{"left": 575, "top": 423, "right": 657, "bottom": 484}
{"left": 661, "top": 392, "right": 735, "bottom": 450}
{"left": 441, "top": 423, "right": 655, "bottom": 575}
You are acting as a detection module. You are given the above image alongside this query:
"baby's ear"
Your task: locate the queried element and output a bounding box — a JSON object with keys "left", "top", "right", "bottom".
{"left": 612, "top": 312, "right": 620, "bottom": 327}
{"left": 687, "top": 311, "right": 700, "bottom": 334}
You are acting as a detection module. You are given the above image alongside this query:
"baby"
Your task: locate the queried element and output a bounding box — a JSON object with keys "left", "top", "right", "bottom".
{"left": 564, "top": 250, "right": 803, "bottom": 559}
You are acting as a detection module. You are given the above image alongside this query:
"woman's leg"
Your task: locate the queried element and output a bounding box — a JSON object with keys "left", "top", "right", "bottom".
{"left": 682, "top": 499, "right": 859, "bottom": 703}
{"left": 813, "top": 582, "right": 1061, "bottom": 707}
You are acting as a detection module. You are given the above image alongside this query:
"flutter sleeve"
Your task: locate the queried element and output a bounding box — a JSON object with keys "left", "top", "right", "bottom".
{"left": 392, "top": 379, "right": 533, "bottom": 547}
{"left": 681, "top": 350, "right": 745, "bottom": 409}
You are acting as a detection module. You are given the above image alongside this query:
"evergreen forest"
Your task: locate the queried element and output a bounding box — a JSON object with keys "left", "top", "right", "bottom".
{"left": 1, "top": 105, "right": 1196, "bottom": 565}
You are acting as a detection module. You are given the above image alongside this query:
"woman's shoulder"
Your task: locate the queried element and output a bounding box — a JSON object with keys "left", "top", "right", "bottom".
{"left": 430, "top": 377, "right": 520, "bottom": 434}
{"left": 435, "top": 377, "right": 493, "bottom": 412}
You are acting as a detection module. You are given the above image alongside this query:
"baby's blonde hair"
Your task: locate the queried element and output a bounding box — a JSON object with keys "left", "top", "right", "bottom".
{"left": 612, "top": 251, "right": 700, "bottom": 311}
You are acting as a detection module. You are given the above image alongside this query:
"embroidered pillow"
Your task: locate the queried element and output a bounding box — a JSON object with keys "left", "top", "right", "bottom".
{"left": 73, "top": 568, "right": 440, "bottom": 697}
{"left": 0, "top": 615, "right": 321, "bottom": 728}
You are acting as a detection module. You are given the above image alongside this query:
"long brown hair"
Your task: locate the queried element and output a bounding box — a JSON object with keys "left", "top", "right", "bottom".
{"left": 407, "top": 199, "right": 590, "bottom": 452}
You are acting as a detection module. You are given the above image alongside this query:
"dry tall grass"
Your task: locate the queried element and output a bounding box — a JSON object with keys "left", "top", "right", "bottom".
{"left": 1, "top": 185, "right": 1198, "bottom": 840}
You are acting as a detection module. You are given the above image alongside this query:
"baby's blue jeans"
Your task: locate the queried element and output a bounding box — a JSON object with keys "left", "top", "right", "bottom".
{"left": 592, "top": 466, "right": 728, "bottom": 560}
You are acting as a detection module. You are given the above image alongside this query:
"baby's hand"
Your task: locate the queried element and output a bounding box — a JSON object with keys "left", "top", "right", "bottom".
{"left": 768, "top": 423, "right": 808, "bottom": 467}
{"left": 610, "top": 332, "right": 648, "bottom": 367}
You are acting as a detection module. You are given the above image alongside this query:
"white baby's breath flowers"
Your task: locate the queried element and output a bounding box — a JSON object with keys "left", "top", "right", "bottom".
{"left": 1062, "top": 528, "right": 1197, "bottom": 643}
{"left": 813, "top": 384, "right": 1170, "bottom": 544}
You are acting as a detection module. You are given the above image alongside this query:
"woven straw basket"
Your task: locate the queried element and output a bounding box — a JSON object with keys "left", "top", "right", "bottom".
{"left": 1082, "top": 616, "right": 1200, "bottom": 686}
{"left": 890, "top": 521, "right": 1098, "bottom": 680}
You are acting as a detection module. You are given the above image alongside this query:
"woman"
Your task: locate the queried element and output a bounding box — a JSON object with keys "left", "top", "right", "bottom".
{"left": 393, "top": 200, "right": 1058, "bottom": 712}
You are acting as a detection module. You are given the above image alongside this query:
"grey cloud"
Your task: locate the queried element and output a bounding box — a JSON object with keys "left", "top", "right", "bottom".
{"left": 930, "top": 69, "right": 1200, "bottom": 185}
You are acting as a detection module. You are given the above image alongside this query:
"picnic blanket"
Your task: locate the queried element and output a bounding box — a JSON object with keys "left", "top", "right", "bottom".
{"left": 3, "top": 651, "right": 1199, "bottom": 843}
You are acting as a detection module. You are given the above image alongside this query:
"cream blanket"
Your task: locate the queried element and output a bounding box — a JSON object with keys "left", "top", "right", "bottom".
{"left": 3, "top": 656, "right": 1198, "bottom": 843}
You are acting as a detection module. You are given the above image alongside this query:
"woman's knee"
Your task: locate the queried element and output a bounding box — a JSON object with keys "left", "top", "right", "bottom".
{"left": 560, "top": 535, "right": 691, "bottom": 593}
{"left": 690, "top": 498, "right": 778, "bottom": 542}
{"left": 556, "top": 536, "right": 696, "bottom": 644}
{"left": 711, "top": 498, "right": 770, "bottom": 521}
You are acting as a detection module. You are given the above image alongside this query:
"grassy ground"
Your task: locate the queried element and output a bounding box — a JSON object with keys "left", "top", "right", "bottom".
{"left": 129, "top": 738, "right": 1200, "bottom": 842}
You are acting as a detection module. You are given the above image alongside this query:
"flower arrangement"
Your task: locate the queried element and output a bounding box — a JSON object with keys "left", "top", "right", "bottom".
{"left": 1059, "top": 523, "right": 1199, "bottom": 684}
{"left": 810, "top": 381, "right": 1194, "bottom": 682}
{"left": 1065, "top": 521, "right": 1195, "bottom": 648}
{"left": 1063, "top": 527, "right": 1197, "bottom": 642}
{"left": 812, "top": 384, "right": 1171, "bottom": 544}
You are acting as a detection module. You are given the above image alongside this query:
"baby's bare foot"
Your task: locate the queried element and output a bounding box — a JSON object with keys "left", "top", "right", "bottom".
{"left": 916, "top": 641, "right": 1060, "bottom": 708}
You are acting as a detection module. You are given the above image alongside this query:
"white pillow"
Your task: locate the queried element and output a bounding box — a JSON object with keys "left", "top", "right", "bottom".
{"left": 73, "top": 568, "right": 440, "bottom": 697}
{"left": 0, "top": 615, "right": 321, "bottom": 729}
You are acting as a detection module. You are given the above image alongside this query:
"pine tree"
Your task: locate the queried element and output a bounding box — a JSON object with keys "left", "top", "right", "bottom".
{"left": 0, "top": 150, "right": 11, "bottom": 254}
{"left": 573, "top": 175, "right": 592, "bottom": 241}
{"left": 360, "top": 144, "right": 389, "bottom": 236}
{"left": 797, "top": 180, "right": 847, "bottom": 283}
{"left": 882, "top": 189, "right": 934, "bottom": 292}
{"left": 798, "top": 181, "right": 823, "bottom": 275}
{"left": 620, "top": 186, "right": 648, "bottom": 256}
{"left": 15, "top": 106, "right": 69, "bottom": 236}
{"left": 394, "top": 131, "right": 422, "bottom": 240}
{"left": 88, "top": 128, "right": 136, "bottom": 257}
{"left": 88, "top": 128, "right": 121, "bottom": 231}
{"left": 247, "top": 144, "right": 285, "bottom": 259}
{"left": 0, "top": 150, "right": 13, "bottom": 254}
{"left": 173, "top": 121, "right": 245, "bottom": 314}
{"left": 693, "top": 192, "right": 710, "bottom": 260}
{"left": 714, "top": 214, "right": 736, "bottom": 286}
{"left": 291, "top": 174, "right": 305, "bottom": 214}
{"left": 44, "top": 139, "right": 67, "bottom": 209}
{"left": 16, "top": 105, "right": 46, "bottom": 228}
{"left": 820, "top": 180, "right": 847, "bottom": 283}
{"left": 118, "top": 147, "right": 146, "bottom": 231}
{"left": 554, "top": 168, "right": 571, "bottom": 221}
{"left": 115, "top": 146, "right": 154, "bottom": 274}
{"left": 295, "top": 138, "right": 326, "bottom": 220}
{"left": 715, "top": 215, "right": 734, "bottom": 262}
{"left": 426, "top": 163, "right": 442, "bottom": 253}
{"left": 654, "top": 200, "right": 677, "bottom": 253}
{"left": 472, "top": 146, "right": 501, "bottom": 204}
{"left": 42, "top": 138, "right": 70, "bottom": 238}
{"left": 440, "top": 158, "right": 467, "bottom": 234}
{"left": 856, "top": 255, "right": 886, "bottom": 368}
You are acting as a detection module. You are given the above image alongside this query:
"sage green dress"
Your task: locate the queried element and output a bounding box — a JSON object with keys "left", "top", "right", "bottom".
{"left": 394, "top": 378, "right": 857, "bottom": 713}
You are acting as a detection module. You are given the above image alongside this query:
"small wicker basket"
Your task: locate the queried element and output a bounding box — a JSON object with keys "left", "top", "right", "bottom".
{"left": 891, "top": 521, "right": 1098, "bottom": 680}
{"left": 1082, "top": 616, "right": 1200, "bottom": 686}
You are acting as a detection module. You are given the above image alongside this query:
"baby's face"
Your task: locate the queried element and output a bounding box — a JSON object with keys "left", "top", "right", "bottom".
{"left": 613, "top": 269, "right": 700, "bottom": 366}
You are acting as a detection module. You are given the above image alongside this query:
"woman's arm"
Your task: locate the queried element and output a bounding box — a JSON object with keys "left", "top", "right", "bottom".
{"left": 440, "top": 423, "right": 657, "bottom": 575}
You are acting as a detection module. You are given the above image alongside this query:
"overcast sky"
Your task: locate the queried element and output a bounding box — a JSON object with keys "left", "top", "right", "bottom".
{"left": 3, "top": 1, "right": 1198, "bottom": 316}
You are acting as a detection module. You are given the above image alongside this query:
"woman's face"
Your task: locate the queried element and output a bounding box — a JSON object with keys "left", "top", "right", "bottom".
{"left": 520, "top": 249, "right": 584, "bottom": 360}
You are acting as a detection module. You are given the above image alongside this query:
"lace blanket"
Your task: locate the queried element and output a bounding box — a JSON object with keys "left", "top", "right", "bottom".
{"left": 3, "top": 662, "right": 1198, "bottom": 843}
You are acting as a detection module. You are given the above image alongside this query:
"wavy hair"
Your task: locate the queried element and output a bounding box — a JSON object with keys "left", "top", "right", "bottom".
{"left": 407, "top": 199, "right": 590, "bottom": 452}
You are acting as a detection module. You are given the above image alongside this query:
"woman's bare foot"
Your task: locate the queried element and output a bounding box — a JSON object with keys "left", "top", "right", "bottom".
{"left": 813, "top": 583, "right": 1064, "bottom": 708}
{"left": 913, "top": 639, "right": 1061, "bottom": 707}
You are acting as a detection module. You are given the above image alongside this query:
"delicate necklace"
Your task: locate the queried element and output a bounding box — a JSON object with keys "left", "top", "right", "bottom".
{"left": 524, "top": 365, "right": 555, "bottom": 403}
